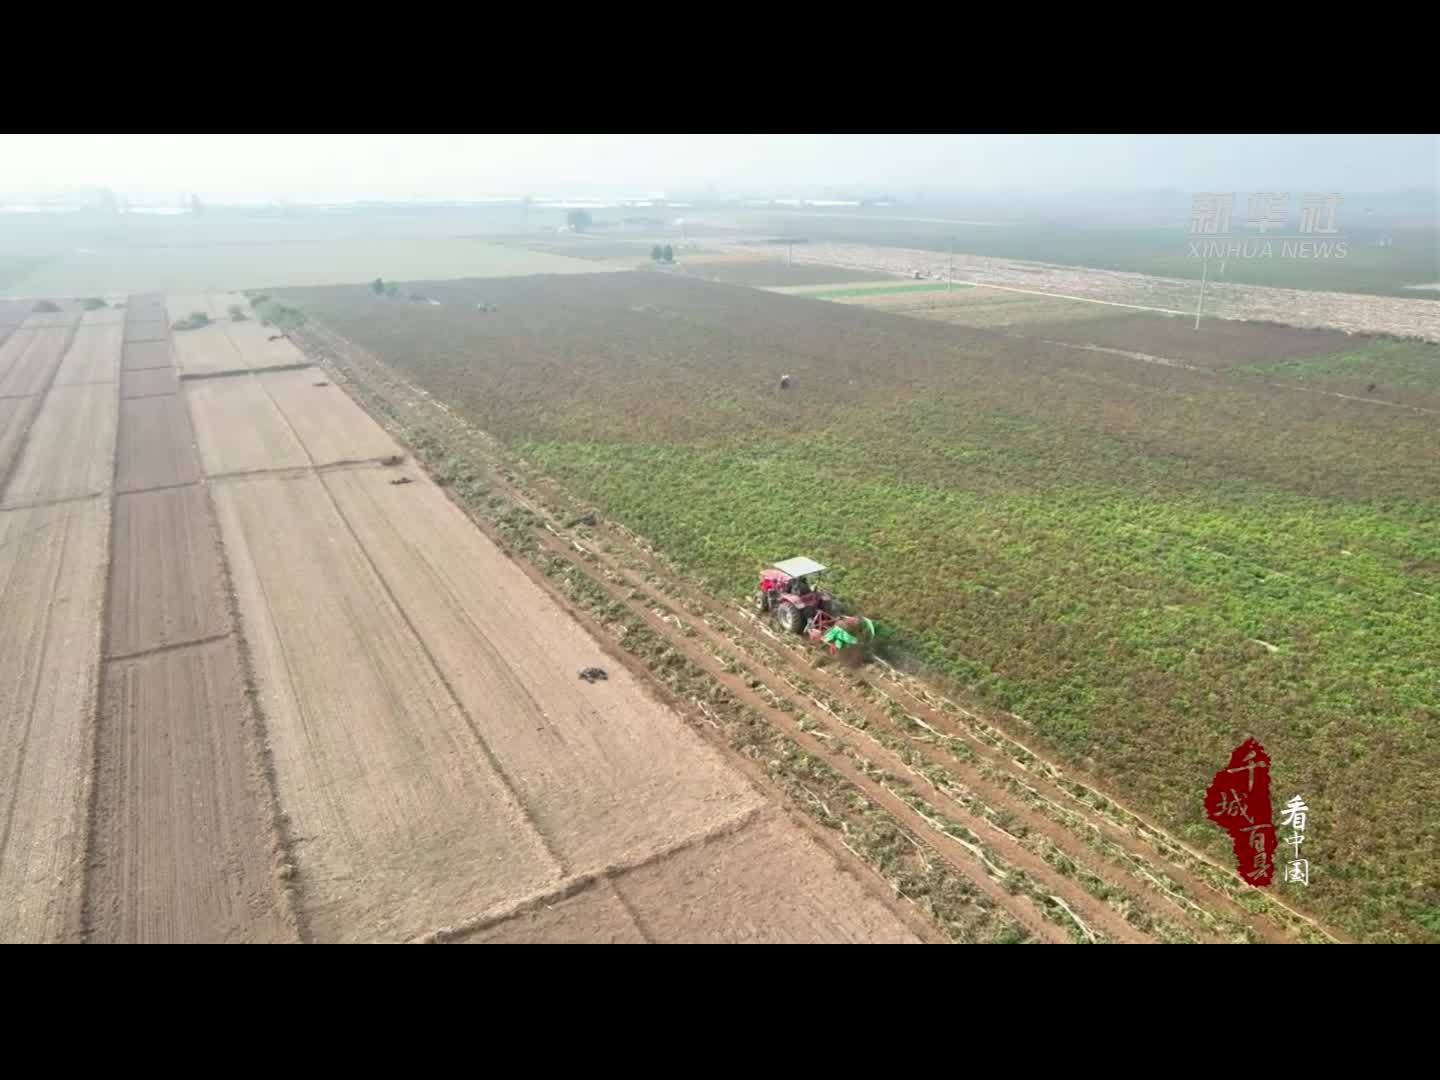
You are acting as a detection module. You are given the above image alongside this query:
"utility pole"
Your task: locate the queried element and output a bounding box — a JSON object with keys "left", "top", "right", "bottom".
{"left": 1194, "top": 259, "right": 1208, "bottom": 330}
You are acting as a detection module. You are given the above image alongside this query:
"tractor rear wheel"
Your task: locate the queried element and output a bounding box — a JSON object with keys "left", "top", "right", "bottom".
{"left": 776, "top": 602, "right": 808, "bottom": 634}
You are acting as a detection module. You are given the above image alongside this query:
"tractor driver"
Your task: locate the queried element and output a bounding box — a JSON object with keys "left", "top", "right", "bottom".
{"left": 792, "top": 575, "right": 811, "bottom": 596}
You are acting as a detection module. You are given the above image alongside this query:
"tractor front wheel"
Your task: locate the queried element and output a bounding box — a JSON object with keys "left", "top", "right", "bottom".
{"left": 776, "top": 602, "right": 808, "bottom": 634}
{"left": 755, "top": 589, "right": 771, "bottom": 613}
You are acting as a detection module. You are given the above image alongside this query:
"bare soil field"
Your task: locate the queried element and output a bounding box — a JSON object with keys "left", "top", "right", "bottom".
{"left": 1, "top": 383, "right": 116, "bottom": 509}
{"left": 172, "top": 323, "right": 243, "bottom": 376}
{"left": 225, "top": 320, "right": 306, "bottom": 369}
{"left": 116, "top": 394, "right": 201, "bottom": 493}
{"left": 54, "top": 323, "right": 122, "bottom": 386}
{"left": 211, "top": 470, "right": 563, "bottom": 941}
{"left": 185, "top": 377, "right": 307, "bottom": 475}
{"left": 120, "top": 366, "right": 179, "bottom": 399}
{"left": 0, "top": 397, "right": 36, "bottom": 480}
{"left": 121, "top": 340, "right": 174, "bottom": 372}
{"left": 165, "top": 294, "right": 311, "bottom": 372}
{"left": 466, "top": 811, "right": 926, "bottom": 944}
{"left": 84, "top": 302, "right": 295, "bottom": 944}
{"left": 324, "top": 462, "right": 762, "bottom": 872}
{"left": 0, "top": 326, "right": 71, "bottom": 398}
{"left": 108, "top": 486, "right": 228, "bottom": 656}
{"left": 88, "top": 641, "right": 294, "bottom": 943}
{"left": 761, "top": 241, "right": 1440, "bottom": 340}
{"left": 259, "top": 368, "right": 400, "bottom": 465}
{"left": 0, "top": 497, "right": 106, "bottom": 943}
{"left": 608, "top": 812, "right": 924, "bottom": 943}
{"left": 123, "top": 319, "right": 168, "bottom": 345}
{"left": 462, "top": 879, "right": 648, "bottom": 943}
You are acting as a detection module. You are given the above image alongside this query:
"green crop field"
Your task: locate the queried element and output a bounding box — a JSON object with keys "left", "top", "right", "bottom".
{"left": 283, "top": 272, "right": 1440, "bottom": 942}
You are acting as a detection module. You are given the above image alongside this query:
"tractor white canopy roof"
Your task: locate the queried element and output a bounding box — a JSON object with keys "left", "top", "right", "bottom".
{"left": 771, "top": 557, "right": 826, "bottom": 578}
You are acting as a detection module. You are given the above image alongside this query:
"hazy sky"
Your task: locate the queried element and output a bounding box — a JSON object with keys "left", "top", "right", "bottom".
{"left": 2, "top": 134, "right": 1435, "bottom": 202}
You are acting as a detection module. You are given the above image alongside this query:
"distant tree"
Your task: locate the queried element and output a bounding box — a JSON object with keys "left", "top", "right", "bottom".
{"left": 371, "top": 278, "right": 385, "bottom": 295}
{"left": 662, "top": 244, "right": 674, "bottom": 263}
{"left": 567, "top": 209, "right": 592, "bottom": 233}
{"left": 651, "top": 245, "right": 663, "bottom": 261}
{"left": 384, "top": 281, "right": 399, "bottom": 297}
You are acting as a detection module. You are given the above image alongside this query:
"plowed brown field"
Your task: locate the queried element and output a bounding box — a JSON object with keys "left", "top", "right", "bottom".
{"left": 121, "top": 341, "right": 173, "bottom": 371}
{"left": 0, "top": 326, "right": 71, "bottom": 397}
{"left": 212, "top": 470, "right": 565, "bottom": 941}
{"left": 120, "top": 366, "right": 179, "bottom": 399}
{"left": 88, "top": 641, "right": 294, "bottom": 943}
{"left": 173, "top": 324, "right": 242, "bottom": 376}
{"left": 323, "top": 463, "right": 761, "bottom": 871}
{"left": 227, "top": 320, "right": 306, "bottom": 368}
{"left": 1, "top": 383, "right": 116, "bottom": 509}
{"left": 185, "top": 377, "right": 306, "bottom": 475}
{"left": 116, "top": 395, "right": 201, "bottom": 493}
{"left": 0, "top": 498, "right": 107, "bottom": 943}
{"left": 108, "top": 486, "right": 228, "bottom": 656}
{"left": 260, "top": 368, "right": 400, "bottom": 464}
{"left": 54, "top": 321, "right": 121, "bottom": 386}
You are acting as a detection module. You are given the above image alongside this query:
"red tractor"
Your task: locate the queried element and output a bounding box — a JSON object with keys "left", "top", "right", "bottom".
{"left": 755, "top": 557, "right": 876, "bottom": 665}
